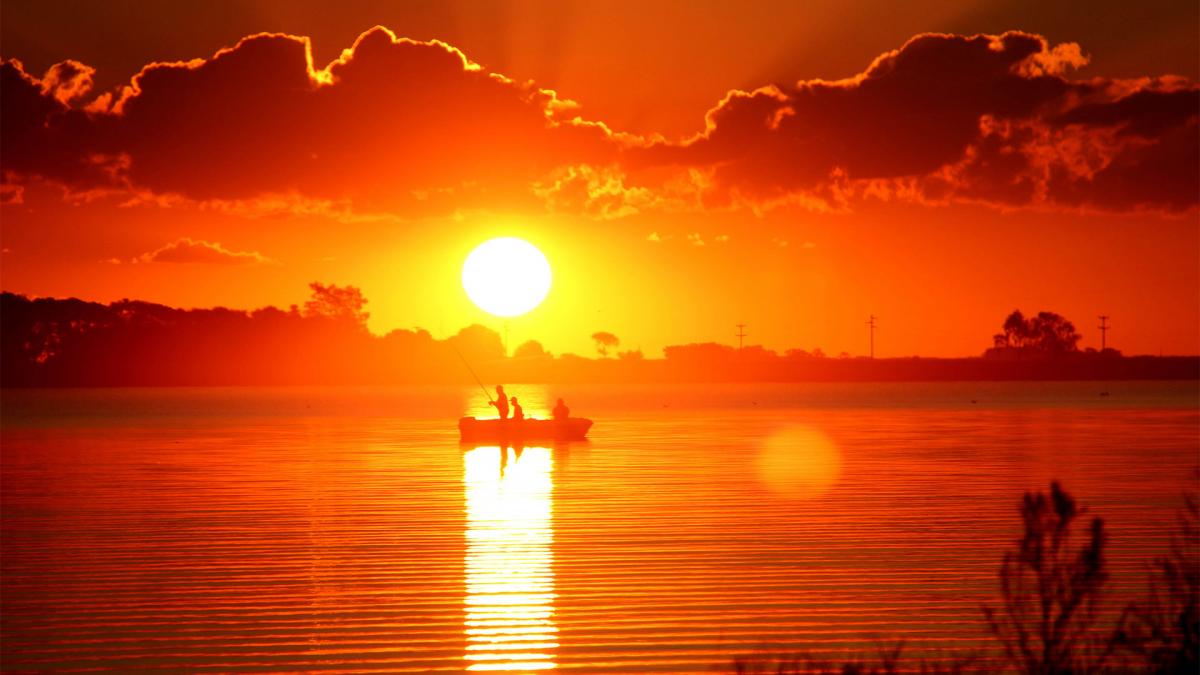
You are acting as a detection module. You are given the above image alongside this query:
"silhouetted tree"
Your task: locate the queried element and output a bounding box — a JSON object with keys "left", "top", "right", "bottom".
{"left": 303, "top": 282, "right": 369, "bottom": 327}
{"left": 983, "top": 482, "right": 1114, "bottom": 674}
{"left": 1003, "top": 310, "right": 1031, "bottom": 347}
{"left": 617, "top": 349, "right": 644, "bottom": 361}
{"left": 448, "top": 324, "right": 506, "bottom": 363}
{"left": 1029, "top": 312, "right": 1081, "bottom": 353}
{"left": 739, "top": 345, "right": 778, "bottom": 361}
{"left": 591, "top": 331, "right": 619, "bottom": 358}
{"left": 992, "top": 310, "right": 1081, "bottom": 355}
{"left": 514, "top": 340, "right": 551, "bottom": 359}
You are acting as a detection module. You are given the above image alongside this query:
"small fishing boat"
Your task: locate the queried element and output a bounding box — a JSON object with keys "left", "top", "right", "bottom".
{"left": 458, "top": 416, "right": 593, "bottom": 443}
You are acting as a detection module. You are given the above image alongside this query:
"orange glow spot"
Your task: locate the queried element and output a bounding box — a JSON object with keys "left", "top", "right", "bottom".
{"left": 757, "top": 426, "right": 842, "bottom": 499}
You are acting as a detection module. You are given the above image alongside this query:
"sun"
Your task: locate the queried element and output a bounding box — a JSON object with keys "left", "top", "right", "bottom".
{"left": 462, "top": 237, "right": 552, "bottom": 317}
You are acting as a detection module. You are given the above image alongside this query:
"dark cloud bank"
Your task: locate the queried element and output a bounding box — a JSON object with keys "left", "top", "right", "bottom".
{"left": 2, "top": 27, "right": 1196, "bottom": 216}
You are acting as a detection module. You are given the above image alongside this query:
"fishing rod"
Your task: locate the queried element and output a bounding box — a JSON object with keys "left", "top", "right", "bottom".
{"left": 449, "top": 342, "right": 495, "bottom": 404}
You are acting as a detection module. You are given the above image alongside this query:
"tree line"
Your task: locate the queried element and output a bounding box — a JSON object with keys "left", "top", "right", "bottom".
{"left": 2, "top": 289, "right": 1196, "bottom": 386}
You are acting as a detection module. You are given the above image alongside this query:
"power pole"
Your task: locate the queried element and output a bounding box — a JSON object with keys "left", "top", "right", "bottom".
{"left": 735, "top": 323, "right": 747, "bottom": 351}
{"left": 866, "top": 315, "right": 877, "bottom": 359}
{"left": 1098, "top": 315, "right": 1109, "bottom": 352}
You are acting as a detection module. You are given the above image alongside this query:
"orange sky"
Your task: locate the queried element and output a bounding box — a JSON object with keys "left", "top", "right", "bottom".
{"left": 2, "top": 1, "right": 1198, "bottom": 357}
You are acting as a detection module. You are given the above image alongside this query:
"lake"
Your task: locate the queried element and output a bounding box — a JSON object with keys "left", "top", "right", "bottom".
{"left": 2, "top": 382, "right": 1197, "bottom": 672}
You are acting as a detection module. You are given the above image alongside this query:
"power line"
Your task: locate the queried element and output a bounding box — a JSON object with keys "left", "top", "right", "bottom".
{"left": 866, "top": 315, "right": 877, "bottom": 359}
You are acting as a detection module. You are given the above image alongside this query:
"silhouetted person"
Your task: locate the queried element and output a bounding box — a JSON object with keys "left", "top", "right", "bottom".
{"left": 489, "top": 385, "right": 509, "bottom": 419}
{"left": 510, "top": 396, "right": 524, "bottom": 421}
{"left": 553, "top": 398, "right": 570, "bottom": 420}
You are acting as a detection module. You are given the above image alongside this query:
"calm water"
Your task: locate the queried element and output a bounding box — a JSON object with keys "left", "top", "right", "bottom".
{"left": 2, "top": 382, "right": 1197, "bottom": 672}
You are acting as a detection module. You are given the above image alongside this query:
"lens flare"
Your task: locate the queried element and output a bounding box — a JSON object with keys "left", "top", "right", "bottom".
{"left": 757, "top": 426, "right": 842, "bottom": 499}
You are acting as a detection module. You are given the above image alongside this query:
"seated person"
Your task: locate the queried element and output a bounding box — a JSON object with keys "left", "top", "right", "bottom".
{"left": 552, "top": 398, "right": 570, "bottom": 420}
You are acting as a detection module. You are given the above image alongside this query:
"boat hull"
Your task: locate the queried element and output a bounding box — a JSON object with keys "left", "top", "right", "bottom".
{"left": 458, "top": 416, "right": 592, "bottom": 443}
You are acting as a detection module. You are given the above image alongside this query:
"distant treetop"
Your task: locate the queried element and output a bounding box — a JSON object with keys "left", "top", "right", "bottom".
{"left": 303, "top": 283, "right": 369, "bottom": 327}
{"left": 989, "top": 310, "right": 1081, "bottom": 357}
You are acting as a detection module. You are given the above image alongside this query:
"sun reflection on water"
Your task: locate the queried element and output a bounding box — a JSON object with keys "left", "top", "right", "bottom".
{"left": 464, "top": 446, "right": 557, "bottom": 671}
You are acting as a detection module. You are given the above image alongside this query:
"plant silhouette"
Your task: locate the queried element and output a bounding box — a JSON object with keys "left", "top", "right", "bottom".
{"left": 1113, "top": 482, "right": 1199, "bottom": 672}
{"left": 591, "top": 331, "right": 619, "bottom": 358}
{"left": 983, "top": 482, "right": 1113, "bottom": 673}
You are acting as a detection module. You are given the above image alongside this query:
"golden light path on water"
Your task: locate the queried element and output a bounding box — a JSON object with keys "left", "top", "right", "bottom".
{"left": 464, "top": 446, "right": 558, "bottom": 671}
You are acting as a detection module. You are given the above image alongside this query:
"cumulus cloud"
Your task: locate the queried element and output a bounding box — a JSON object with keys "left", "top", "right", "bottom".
{"left": 40, "top": 60, "right": 96, "bottom": 104}
{"left": 1, "top": 28, "right": 1195, "bottom": 218}
{"left": 631, "top": 31, "right": 1198, "bottom": 214}
{"left": 134, "top": 238, "right": 276, "bottom": 265}
{"left": 1, "top": 27, "right": 616, "bottom": 213}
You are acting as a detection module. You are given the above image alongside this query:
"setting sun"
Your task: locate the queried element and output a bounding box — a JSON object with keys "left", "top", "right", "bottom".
{"left": 462, "top": 237, "right": 552, "bottom": 318}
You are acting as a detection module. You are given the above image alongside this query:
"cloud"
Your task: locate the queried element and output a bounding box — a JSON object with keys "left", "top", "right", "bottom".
{"left": 134, "top": 238, "right": 276, "bottom": 265}
{"left": 1, "top": 28, "right": 1195, "bottom": 218}
{"left": 533, "top": 164, "right": 661, "bottom": 219}
{"left": 1, "top": 27, "right": 616, "bottom": 214}
{"left": 40, "top": 60, "right": 96, "bottom": 104}
{"left": 0, "top": 178, "right": 24, "bottom": 205}
{"left": 631, "top": 31, "right": 1198, "bottom": 214}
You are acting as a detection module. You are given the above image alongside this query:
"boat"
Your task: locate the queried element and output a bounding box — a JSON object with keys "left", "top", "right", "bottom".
{"left": 458, "top": 416, "right": 593, "bottom": 443}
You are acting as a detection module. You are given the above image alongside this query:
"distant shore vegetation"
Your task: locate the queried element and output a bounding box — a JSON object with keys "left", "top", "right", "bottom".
{"left": 2, "top": 287, "right": 1196, "bottom": 386}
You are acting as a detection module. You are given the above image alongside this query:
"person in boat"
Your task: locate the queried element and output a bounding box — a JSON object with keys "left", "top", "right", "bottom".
{"left": 489, "top": 385, "right": 509, "bottom": 419}
{"left": 510, "top": 396, "right": 524, "bottom": 421}
{"left": 552, "top": 398, "right": 570, "bottom": 420}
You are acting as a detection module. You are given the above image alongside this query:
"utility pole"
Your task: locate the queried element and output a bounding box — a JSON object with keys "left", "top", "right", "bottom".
{"left": 735, "top": 323, "right": 748, "bottom": 351}
{"left": 866, "top": 315, "right": 877, "bottom": 359}
{"left": 1098, "top": 315, "right": 1109, "bottom": 352}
